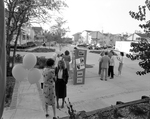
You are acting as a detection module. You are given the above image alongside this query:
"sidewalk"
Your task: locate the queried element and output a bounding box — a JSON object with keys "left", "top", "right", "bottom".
{"left": 2, "top": 68, "right": 100, "bottom": 119}
{"left": 3, "top": 46, "right": 150, "bottom": 119}
{"left": 3, "top": 65, "right": 150, "bottom": 119}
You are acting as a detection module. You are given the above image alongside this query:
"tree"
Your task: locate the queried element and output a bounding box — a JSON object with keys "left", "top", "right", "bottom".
{"left": 51, "top": 17, "right": 70, "bottom": 43}
{"left": 127, "top": 0, "right": 150, "bottom": 75}
{"left": 5, "top": 0, "right": 68, "bottom": 76}
{"left": 45, "top": 17, "right": 70, "bottom": 44}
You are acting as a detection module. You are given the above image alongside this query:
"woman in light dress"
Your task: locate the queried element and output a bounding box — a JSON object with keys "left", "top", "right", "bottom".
{"left": 42, "top": 58, "right": 57, "bottom": 119}
{"left": 117, "top": 52, "right": 124, "bottom": 76}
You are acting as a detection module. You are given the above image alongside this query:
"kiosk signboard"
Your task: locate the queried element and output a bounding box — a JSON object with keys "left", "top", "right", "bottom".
{"left": 72, "top": 49, "right": 87, "bottom": 85}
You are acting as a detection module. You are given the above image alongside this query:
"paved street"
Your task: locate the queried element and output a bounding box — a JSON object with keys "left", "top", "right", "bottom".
{"left": 3, "top": 45, "right": 150, "bottom": 119}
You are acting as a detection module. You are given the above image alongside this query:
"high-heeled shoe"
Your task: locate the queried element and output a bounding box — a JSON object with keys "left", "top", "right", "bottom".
{"left": 46, "top": 114, "right": 49, "bottom": 117}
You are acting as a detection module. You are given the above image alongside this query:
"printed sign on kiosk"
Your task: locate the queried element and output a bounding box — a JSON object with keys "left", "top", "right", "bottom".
{"left": 72, "top": 49, "right": 87, "bottom": 85}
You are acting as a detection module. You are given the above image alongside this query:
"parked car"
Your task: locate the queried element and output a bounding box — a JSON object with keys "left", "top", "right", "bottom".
{"left": 107, "top": 45, "right": 113, "bottom": 48}
{"left": 26, "top": 41, "right": 37, "bottom": 47}
{"left": 77, "top": 44, "right": 89, "bottom": 48}
{"left": 87, "top": 44, "right": 95, "bottom": 50}
{"left": 95, "top": 46, "right": 102, "bottom": 50}
{"left": 88, "top": 44, "right": 105, "bottom": 50}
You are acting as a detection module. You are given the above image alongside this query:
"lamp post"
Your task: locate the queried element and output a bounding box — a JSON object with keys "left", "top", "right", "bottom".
{"left": 0, "top": 0, "right": 6, "bottom": 118}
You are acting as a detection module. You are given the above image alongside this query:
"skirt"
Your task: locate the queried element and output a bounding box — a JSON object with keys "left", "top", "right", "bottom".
{"left": 43, "top": 83, "right": 55, "bottom": 105}
{"left": 118, "top": 63, "right": 123, "bottom": 72}
{"left": 65, "top": 61, "right": 70, "bottom": 71}
{"left": 55, "top": 79, "right": 67, "bottom": 98}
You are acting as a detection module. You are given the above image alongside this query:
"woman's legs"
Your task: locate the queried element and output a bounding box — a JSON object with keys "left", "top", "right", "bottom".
{"left": 45, "top": 104, "right": 49, "bottom": 116}
{"left": 119, "top": 63, "right": 123, "bottom": 75}
{"left": 56, "top": 97, "right": 59, "bottom": 108}
{"left": 52, "top": 104, "right": 56, "bottom": 118}
{"left": 118, "top": 63, "right": 123, "bottom": 76}
{"left": 61, "top": 98, "right": 65, "bottom": 108}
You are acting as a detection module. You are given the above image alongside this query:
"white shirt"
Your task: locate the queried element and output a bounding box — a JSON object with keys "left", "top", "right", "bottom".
{"left": 58, "top": 69, "right": 63, "bottom": 79}
{"left": 110, "top": 56, "right": 115, "bottom": 66}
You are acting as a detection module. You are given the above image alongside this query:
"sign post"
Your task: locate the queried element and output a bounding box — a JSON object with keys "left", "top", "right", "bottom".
{"left": 72, "top": 49, "right": 87, "bottom": 85}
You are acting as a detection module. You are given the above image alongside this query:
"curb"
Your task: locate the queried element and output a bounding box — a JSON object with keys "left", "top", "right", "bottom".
{"left": 9, "top": 81, "right": 20, "bottom": 110}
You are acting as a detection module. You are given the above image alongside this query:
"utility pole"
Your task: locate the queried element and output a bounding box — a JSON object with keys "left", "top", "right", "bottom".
{"left": 102, "top": 27, "right": 103, "bottom": 33}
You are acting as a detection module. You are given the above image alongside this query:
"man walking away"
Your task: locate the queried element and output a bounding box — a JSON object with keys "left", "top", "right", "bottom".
{"left": 100, "top": 52, "right": 110, "bottom": 81}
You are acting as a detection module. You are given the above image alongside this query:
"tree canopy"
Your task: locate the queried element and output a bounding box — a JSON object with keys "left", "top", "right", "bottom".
{"left": 127, "top": 0, "right": 150, "bottom": 75}
{"left": 45, "top": 17, "right": 70, "bottom": 43}
{"left": 5, "top": 0, "right": 68, "bottom": 75}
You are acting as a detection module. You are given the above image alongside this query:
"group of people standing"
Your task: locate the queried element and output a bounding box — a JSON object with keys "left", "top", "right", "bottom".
{"left": 42, "top": 50, "right": 71, "bottom": 118}
{"left": 98, "top": 50, "right": 124, "bottom": 81}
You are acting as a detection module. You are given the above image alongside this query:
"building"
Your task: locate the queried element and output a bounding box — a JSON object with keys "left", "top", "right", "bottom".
{"left": 80, "top": 30, "right": 93, "bottom": 44}
{"left": 5, "top": 9, "right": 36, "bottom": 45}
{"left": 72, "top": 30, "right": 127, "bottom": 47}
{"left": 90, "top": 31, "right": 105, "bottom": 45}
{"left": 32, "top": 27, "right": 44, "bottom": 42}
{"left": 72, "top": 32, "right": 82, "bottom": 43}
{"left": 10, "top": 24, "right": 35, "bottom": 45}
{"left": 126, "top": 33, "right": 150, "bottom": 42}
{"left": 19, "top": 25, "right": 35, "bottom": 45}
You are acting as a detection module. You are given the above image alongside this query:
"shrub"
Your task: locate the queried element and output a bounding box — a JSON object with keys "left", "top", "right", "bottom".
{"left": 15, "top": 54, "right": 23, "bottom": 63}
{"left": 9, "top": 54, "right": 23, "bottom": 63}
{"left": 7, "top": 54, "right": 23, "bottom": 76}
{"left": 63, "top": 98, "right": 150, "bottom": 119}
{"left": 36, "top": 56, "right": 47, "bottom": 69}
{"left": 29, "top": 47, "right": 55, "bottom": 52}
{"left": 5, "top": 77, "right": 15, "bottom": 107}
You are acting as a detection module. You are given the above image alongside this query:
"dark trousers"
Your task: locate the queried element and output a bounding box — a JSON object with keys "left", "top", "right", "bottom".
{"left": 108, "top": 66, "right": 114, "bottom": 78}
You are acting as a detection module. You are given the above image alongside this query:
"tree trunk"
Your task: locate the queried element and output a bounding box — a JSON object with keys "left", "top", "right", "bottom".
{"left": 6, "top": 34, "right": 13, "bottom": 76}
{"left": 12, "top": 28, "right": 21, "bottom": 68}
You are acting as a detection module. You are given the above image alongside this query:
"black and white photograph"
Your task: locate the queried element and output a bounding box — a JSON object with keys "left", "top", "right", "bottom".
{"left": 76, "top": 58, "right": 85, "bottom": 70}
{"left": 1, "top": 0, "right": 150, "bottom": 119}
{"left": 77, "top": 71, "right": 83, "bottom": 77}
{"left": 76, "top": 77, "right": 83, "bottom": 83}
{"left": 78, "top": 51, "right": 85, "bottom": 57}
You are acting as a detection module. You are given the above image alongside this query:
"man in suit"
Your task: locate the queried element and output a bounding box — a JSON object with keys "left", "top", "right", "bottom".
{"left": 100, "top": 51, "right": 110, "bottom": 81}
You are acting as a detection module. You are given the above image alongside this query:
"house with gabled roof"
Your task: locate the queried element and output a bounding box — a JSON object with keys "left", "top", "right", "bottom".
{"left": 72, "top": 32, "right": 82, "bottom": 43}
{"left": 127, "top": 33, "right": 150, "bottom": 42}
{"left": 80, "top": 30, "right": 93, "bottom": 44}
{"left": 32, "top": 27, "right": 44, "bottom": 41}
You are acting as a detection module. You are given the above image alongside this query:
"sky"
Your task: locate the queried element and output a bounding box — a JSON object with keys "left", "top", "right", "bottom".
{"left": 39, "top": 0, "right": 150, "bottom": 37}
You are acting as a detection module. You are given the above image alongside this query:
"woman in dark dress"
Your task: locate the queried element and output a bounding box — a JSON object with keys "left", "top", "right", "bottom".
{"left": 55, "top": 60, "right": 69, "bottom": 109}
